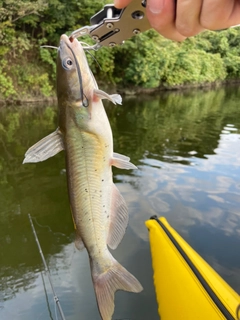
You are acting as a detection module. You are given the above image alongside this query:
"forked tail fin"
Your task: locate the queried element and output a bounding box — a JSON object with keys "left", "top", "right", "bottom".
{"left": 91, "top": 257, "right": 143, "bottom": 320}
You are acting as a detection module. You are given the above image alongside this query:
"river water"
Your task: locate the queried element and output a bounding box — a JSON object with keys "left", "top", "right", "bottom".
{"left": 0, "top": 85, "right": 240, "bottom": 320}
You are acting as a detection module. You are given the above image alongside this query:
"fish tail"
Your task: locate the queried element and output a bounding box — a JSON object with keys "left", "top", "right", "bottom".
{"left": 91, "top": 256, "right": 143, "bottom": 320}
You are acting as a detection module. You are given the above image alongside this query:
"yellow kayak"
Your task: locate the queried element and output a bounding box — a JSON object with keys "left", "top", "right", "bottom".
{"left": 145, "top": 216, "right": 240, "bottom": 320}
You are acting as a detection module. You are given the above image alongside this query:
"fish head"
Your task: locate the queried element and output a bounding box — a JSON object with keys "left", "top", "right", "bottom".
{"left": 57, "top": 34, "right": 95, "bottom": 116}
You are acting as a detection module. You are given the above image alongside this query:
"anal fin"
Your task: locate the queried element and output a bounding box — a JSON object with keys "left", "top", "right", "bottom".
{"left": 107, "top": 184, "right": 129, "bottom": 250}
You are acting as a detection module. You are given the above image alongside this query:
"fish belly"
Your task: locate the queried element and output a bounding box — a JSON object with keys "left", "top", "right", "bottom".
{"left": 65, "top": 128, "right": 111, "bottom": 256}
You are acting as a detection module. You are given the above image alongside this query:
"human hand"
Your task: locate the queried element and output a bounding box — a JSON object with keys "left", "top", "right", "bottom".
{"left": 114, "top": 0, "right": 240, "bottom": 41}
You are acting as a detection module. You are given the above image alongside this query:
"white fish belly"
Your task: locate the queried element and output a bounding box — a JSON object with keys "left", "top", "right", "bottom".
{"left": 65, "top": 129, "right": 112, "bottom": 258}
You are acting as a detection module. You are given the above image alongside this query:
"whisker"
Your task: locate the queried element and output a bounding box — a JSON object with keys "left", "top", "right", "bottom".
{"left": 82, "top": 45, "right": 98, "bottom": 51}
{"left": 79, "top": 41, "right": 92, "bottom": 47}
{"left": 40, "top": 45, "right": 58, "bottom": 50}
{"left": 79, "top": 41, "right": 97, "bottom": 51}
{"left": 85, "top": 50, "right": 102, "bottom": 70}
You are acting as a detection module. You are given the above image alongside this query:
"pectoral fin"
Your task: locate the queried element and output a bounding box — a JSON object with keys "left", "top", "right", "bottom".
{"left": 111, "top": 152, "right": 137, "bottom": 170}
{"left": 23, "top": 128, "right": 64, "bottom": 164}
{"left": 94, "top": 89, "right": 122, "bottom": 105}
{"left": 113, "top": 152, "right": 130, "bottom": 162}
{"left": 107, "top": 184, "right": 129, "bottom": 250}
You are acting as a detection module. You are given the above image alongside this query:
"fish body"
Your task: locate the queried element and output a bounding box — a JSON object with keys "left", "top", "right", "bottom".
{"left": 23, "top": 34, "right": 142, "bottom": 319}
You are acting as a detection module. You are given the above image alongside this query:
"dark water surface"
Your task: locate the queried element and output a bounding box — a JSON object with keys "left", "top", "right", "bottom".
{"left": 1, "top": 86, "right": 240, "bottom": 319}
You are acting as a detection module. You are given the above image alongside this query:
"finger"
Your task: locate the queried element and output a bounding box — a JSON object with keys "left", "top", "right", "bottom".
{"left": 176, "top": 0, "right": 205, "bottom": 37}
{"left": 229, "top": 1, "right": 240, "bottom": 27}
{"left": 114, "top": 0, "right": 132, "bottom": 9}
{"left": 146, "top": 0, "right": 186, "bottom": 41}
{"left": 201, "top": 0, "right": 240, "bottom": 30}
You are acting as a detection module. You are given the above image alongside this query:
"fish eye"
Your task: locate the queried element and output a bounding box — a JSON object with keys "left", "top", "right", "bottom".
{"left": 62, "top": 57, "right": 73, "bottom": 70}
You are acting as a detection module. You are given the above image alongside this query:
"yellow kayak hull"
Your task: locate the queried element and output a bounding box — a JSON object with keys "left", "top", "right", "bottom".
{"left": 145, "top": 216, "right": 240, "bottom": 320}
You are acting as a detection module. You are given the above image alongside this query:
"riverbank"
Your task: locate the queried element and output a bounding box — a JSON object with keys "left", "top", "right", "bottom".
{"left": 0, "top": 96, "right": 57, "bottom": 107}
{"left": 1, "top": 79, "right": 240, "bottom": 107}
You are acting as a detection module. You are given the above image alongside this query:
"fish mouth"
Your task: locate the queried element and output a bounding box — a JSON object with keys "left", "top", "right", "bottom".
{"left": 59, "top": 34, "right": 71, "bottom": 49}
{"left": 60, "top": 34, "right": 71, "bottom": 44}
{"left": 59, "top": 34, "right": 80, "bottom": 53}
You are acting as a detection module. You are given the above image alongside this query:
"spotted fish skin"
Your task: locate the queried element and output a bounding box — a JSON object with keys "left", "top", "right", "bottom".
{"left": 23, "top": 34, "right": 142, "bottom": 320}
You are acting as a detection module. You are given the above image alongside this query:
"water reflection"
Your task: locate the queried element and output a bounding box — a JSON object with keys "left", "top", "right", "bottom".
{"left": 1, "top": 86, "right": 240, "bottom": 319}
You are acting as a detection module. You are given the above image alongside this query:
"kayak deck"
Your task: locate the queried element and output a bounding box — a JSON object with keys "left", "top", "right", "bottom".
{"left": 145, "top": 216, "right": 240, "bottom": 320}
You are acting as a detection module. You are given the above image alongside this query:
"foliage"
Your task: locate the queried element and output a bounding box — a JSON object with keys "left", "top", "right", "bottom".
{"left": 119, "top": 30, "right": 165, "bottom": 88}
{"left": 1, "top": 0, "right": 240, "bottom": 99}
{"left": 194, "top": 28, "right": 240, "bottom": 79}
{"left": 90, "top": 27, "right": 238, "bottom": 88}
{"left": 108, "top": 30, "right": 227, "bottom": 88}
{"left": 38, "top": 47, "right": 57, "bottom": 80}
{"left": 0, "top": 60, "right": 16, "bottom": 98}
{"left": 0, "top": 0, "right": 49, "bottom": 98}
{"left": 88, "top": 46, "right": 116, "bottom": 84}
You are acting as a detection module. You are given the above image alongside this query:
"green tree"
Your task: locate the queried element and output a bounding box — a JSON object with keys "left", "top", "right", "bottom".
{"left": 1, "top": 0, "right": 240, "bottom": 99}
